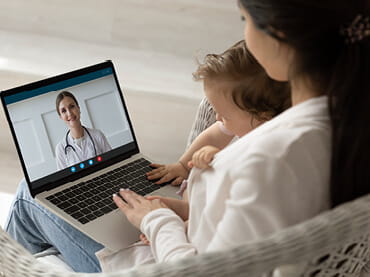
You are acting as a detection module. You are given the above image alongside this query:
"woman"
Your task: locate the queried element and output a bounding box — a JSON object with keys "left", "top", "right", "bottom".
{"left": 111, "top": 0, "right": 370, "bottom": 268}
{"left": 5, "top": 0, "right": 370, "bottom": 273}
{"left": 55, "top": 91, "right": 112, "bottom": 170}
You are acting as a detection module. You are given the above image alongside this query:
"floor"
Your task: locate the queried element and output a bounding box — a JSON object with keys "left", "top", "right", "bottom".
{"left": 0, "top": 0, "right": 242, "bottom": 216}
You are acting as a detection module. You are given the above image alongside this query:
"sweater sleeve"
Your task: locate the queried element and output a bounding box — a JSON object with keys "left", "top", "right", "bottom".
{"left": 140, "top": 208, "right": 197, "bottom": 262}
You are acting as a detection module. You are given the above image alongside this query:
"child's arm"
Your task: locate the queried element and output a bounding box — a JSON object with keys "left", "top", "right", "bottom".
{"left": 189, "top": 145, "right": 221, "bottom": 169}
{"left": 179, "top": 122, "right": 233, "bottom": 167}
{"left": 146, "top": 122, "right": 233, "bottom": 184}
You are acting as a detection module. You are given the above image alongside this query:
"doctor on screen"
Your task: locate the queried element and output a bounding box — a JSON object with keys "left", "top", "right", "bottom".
{"left": 55, "top": 91, "right": 112, "bottom": 170}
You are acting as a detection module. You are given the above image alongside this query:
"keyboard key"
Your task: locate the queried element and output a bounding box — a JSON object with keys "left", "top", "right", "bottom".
{"left": 92, "top": 196, "right": 101, "bottom": 202}
{"left": 86, "top": 198, "right": 94, "bottom": 205}
{"left": 96, "top": 201, "right": 105, "bottom": 208}
{"left": 89, "top": 205, "right": 99, "bottom": 211}
{"left": 78, "top": 217, "right": 89, "bottom": 224}
{"left": 102, "top": 206, "right": 112, "bottom": 214}
{"left": 86, "top": 214, "right": 97, "bottom": 221}
{"left": 65, "top": 191, "right": 76, "bottom": 198}
{"left": 69, "top": 197, "right": 79, "bottom": 204}
{"left": 49, "top": 198, "right": 61, "bottom": 205}
{"left": 56, "top": 201, "right": 72, "bottom": 210}
{"left": 90, "top": 189, "right": 100, "bottom": 194}
{"left": 137, "top": 190, "right": 146, "bottom": 196}
{"left": 93, "top": 210, "right": 104, "bottom": 217}
{"left": 58, "top": 195, "right": 68, "bottom": 201}
{"left": 81, "top": 208, "right": 92, "bottom": 214}
{"left": 103, "top": 198, "right": 113, "bottom": 205}
{"left": 72, "top": 188, "right": 84, "bottom": 195}
{"left": 76, "top": 195, "right": 85, "bottom": 202}
{"left": 65, "top": 205, "right": 80, "bottom": 215}
{"left": 71, "top": 212, "right": 84, "bottom": 220}
{"left": 100, "top": 191, "right": 111, "bottom": 198}
{"left": 78, "top": 202, "right": 88, "bottom": 208}
{"left": 55, "top": 191, "right": 64, "bottom": 197}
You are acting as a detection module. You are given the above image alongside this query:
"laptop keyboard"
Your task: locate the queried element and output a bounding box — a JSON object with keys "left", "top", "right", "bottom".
{"left": 46, "top": 158, "right": 162, "bottom": 225}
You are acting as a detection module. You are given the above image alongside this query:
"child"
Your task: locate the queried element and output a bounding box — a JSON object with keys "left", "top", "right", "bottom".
{"left": 140, "top": 40, "right": 291, "bottom": 245}
{"left": 146, "top": 40, "right": 291, "bottom": 189}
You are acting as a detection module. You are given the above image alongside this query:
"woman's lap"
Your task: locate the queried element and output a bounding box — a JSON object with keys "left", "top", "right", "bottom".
{"left": 4, "top": 179, "right": 104, "bottom": 273}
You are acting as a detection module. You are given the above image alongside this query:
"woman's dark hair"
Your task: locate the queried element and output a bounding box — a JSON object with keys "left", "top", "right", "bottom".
{"left": 55, "top": 91, "right": 79, "bottom": 116}
{"left": 239, "top": 0, "right": 370, "bottom": 207}
{"left": 193, "top": 40, "right": 291, "bottom": 121}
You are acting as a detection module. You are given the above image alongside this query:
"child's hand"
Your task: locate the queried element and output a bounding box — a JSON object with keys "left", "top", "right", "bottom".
{"left": 146, "top": 162, "right": 189, "bottom": 186}
{"left": 139, "top": 233, "right": 150, "bottom": 245}
{"left": 189, "top": 146, "right": 220, "bottom": 169}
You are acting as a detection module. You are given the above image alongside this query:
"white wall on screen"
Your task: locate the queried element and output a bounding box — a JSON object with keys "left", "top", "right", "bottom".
{"left": 13, "top": 119, "right": 43, "bottom": 167}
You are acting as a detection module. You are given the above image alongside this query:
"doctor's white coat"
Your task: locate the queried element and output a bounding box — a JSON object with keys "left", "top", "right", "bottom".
{"left": 55, "top": 127, "right": 112, "bottom": 170}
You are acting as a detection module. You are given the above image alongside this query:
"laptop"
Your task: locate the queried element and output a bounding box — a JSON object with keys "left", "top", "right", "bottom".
{"left": 0, "top": 60, "right": 178, "bottom": 251}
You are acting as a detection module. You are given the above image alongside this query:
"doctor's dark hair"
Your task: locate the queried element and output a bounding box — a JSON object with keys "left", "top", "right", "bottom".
{"left": 56, "top": 91, "right": 80, "bottom": 116}
{"left": 238, "top": 0, "right": 370, "bottom": 207}
{"left": 193, "top": 40, "right": 291, "bottom": 121}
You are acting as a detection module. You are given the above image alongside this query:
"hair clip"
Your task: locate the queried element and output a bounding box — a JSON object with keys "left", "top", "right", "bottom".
{"left": 340, "top": 14, "right": 370, "bottom": 44}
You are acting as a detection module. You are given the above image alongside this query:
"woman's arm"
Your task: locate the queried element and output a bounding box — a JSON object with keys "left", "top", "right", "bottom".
{"left": 113, "top": 190, "right": 196, "bottom": 262}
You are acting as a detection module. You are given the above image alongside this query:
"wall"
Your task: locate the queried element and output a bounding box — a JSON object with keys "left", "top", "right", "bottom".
{"left": 0, "top": 0, "right": 244, "bottom": 99}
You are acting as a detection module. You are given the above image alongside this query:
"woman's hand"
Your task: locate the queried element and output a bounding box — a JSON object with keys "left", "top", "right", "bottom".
{"left": 188, "top": 146, "right": 220, "bottom": 169}
{"left": 113, "top": 189, "right": 168, "bottom": 229}
{"left": 146, "top": 162, "right": 189, "bottom": 186}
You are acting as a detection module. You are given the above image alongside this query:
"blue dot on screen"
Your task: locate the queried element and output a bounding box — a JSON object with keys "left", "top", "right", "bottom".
{"left": 88, "top": 160, "right": 93, "bottom": 165}
{"left": 79, "top": 163, "right": 85, "bottom": 169}
{"left": 71, "top": 166, "right": 76, "bottom": 173}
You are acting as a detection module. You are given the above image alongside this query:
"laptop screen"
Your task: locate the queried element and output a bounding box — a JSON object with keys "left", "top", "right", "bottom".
{"left": 1, "top": 61, "right": 139, "bottom": 196}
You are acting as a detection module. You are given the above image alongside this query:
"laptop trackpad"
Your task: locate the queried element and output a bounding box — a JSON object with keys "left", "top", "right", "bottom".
{"left": 86, "top": 209, "right": 140, "bottom": 251}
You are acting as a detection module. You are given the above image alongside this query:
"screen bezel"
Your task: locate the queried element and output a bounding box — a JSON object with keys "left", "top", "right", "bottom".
{"left": 0, "top": 60, "right": 140, "bottom": 197}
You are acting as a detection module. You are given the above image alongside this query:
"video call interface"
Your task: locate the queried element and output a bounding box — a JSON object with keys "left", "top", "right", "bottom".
{"left": 4, "top": 66, "right": 136, "bottom": 188}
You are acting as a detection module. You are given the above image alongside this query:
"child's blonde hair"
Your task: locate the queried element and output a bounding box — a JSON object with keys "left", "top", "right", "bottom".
{"left": 193, "top": 40, "right": 291, "bottom": 121}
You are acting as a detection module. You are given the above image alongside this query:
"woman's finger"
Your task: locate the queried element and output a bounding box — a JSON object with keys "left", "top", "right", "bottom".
{"left": 119, "top": 189, "right": 145, "bottom": 206}
{"left": 113, "top": 193, "right": 130, "bottom": 212}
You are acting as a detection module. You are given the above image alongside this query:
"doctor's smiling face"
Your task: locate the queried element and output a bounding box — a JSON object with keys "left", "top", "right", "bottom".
{"left": 57, "top": 95, "right": 81, "bottom": 129}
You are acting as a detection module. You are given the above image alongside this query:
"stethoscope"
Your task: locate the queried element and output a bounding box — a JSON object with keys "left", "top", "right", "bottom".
{"left": 64, "top": 126, "right": 97, "bottom": 156}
